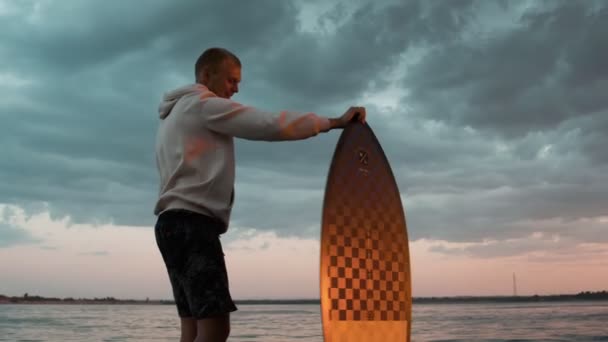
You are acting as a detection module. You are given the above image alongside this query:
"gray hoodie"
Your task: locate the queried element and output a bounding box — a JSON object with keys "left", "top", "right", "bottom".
{"left": 154, "top": 84, "right": 331, "bottom": 232}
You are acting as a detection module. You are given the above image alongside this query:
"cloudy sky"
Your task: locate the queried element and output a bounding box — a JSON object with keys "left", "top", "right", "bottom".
{"left": 1, "top": 0, "right": 607, "bottom": 300}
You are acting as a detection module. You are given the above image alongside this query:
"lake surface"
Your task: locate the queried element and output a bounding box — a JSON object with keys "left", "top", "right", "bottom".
{"left": 1, "top": 301, "right": 607, "bottom": 341}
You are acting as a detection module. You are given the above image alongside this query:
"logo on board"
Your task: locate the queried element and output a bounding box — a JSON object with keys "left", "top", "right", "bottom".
{"left": 358, "top": 150, "right": 369, "bottom": 165}
{"left": 357, "top": 148, "right": 369, "bottom": 176}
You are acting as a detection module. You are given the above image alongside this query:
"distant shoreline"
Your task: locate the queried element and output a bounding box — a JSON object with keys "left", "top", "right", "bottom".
{"left": 1, "top": 291, "right": 607, "bottom": 305}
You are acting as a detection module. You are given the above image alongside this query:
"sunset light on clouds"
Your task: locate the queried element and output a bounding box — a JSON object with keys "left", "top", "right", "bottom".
{"left": 1, "top": 0, "right": 608, "bottom": 301}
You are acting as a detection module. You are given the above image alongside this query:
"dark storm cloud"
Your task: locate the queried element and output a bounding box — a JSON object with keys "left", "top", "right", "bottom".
{"left": 257, "top": 0, "right": 480, "bottom": 109}
{"left": 357, "top": 0, "right": 608, "bottom": 255}
{"left": 388, "top": 114, "right": 608, "bottom": 245}
{"left": 2, "top": 0, "right": 425, "bottom": 231}
{"left": 1, "top": 0, "right": 606, "bottom": 257}
{"left": 404, "top": 0, "right": 608, "bottom": 138}
{"left": 0, "top": 0, "right": 298, "bottom": 74}
{"left": 0, "top": 0, "right": 302, "bottom": 229}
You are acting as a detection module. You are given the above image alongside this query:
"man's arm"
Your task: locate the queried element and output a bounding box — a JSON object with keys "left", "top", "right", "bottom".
{"left": 201, "top": 97, "right": 366, "bottom": 140}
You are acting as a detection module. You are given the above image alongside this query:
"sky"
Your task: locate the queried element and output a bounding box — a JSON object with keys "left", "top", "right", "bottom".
{"left": 1, "top": 0, "right": 607, "bottom": 300}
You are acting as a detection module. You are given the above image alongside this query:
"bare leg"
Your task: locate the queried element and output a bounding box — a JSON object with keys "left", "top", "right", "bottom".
{"left": 180, "top": 317, "right": 197, "bottom": 342}
{"left": 194, "top": 314, "right": 230, "bottom": 342}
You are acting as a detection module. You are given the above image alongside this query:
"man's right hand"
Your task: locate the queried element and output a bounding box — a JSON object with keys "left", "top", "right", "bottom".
{"left": 330, "top": 106, "right": 367, "bottom": 129}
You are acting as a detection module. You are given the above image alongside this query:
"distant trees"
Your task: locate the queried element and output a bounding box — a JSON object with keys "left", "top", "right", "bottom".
{"left": 0, "top": 294, "right": 160, "bottom": 304}
{"left": 93, "top": 297, "right": 117, "bottom": 302}
{"left": 576, "top": 291, "right": 608, "bottom": 299}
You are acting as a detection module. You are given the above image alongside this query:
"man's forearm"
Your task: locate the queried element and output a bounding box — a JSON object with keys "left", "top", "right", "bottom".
{"left": 326, "top": 118, "right": 341, "bottom": 131}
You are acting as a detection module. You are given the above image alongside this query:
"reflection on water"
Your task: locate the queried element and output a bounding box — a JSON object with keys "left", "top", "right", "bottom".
{"left": 0, "top": 301, "right": 607, "bottom": 341}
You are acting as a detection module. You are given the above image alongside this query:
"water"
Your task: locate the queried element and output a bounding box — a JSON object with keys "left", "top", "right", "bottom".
{"left": 1, "top": 301, "right": 607, "bottom": 341}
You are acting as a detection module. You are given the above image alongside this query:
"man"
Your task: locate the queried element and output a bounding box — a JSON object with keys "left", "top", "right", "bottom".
{"left": 153, "top": 47, "right": 366, "bottom": 342}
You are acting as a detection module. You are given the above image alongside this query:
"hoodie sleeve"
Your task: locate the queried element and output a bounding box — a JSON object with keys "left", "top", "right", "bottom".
{"left": 200, "top": 97, "right": 331, "bottom": 141}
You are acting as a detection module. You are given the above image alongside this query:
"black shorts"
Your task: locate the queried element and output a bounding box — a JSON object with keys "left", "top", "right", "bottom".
{"left": 155, "top": 209, "right": 237, "bottom": 319}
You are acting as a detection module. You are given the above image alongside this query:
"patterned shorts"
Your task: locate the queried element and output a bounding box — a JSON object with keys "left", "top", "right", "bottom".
{"left": 155, "top": 209, "right": 237, "bottom": 319}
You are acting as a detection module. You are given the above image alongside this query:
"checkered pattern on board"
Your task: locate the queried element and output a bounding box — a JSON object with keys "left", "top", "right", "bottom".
{"left": 327, "top": 323, "right": 409, "bottom": 342}
{"left": 322, "top": 123, "right": 410, "bottom": 322}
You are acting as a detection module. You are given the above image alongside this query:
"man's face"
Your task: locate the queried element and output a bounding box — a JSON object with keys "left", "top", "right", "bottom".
{"left": 206, "top": 59, "right": 241, "bottom": 99}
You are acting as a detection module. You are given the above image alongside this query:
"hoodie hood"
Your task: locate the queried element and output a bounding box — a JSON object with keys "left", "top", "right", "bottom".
{"left": 158, "top": 84, "right": 202, "bottom": 119}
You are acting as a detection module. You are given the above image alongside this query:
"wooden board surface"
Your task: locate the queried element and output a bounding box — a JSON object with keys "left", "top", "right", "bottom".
{"left": 320, "top": 121, "right": 411, "bottom": 342}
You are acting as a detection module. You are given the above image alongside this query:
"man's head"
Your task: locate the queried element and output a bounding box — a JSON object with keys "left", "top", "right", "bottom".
{"left": 195, "top": 48, "right": 241, "bottom": 99}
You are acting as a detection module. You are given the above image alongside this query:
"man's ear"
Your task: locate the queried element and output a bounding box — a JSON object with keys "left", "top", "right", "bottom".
{"left": 200, "top": 66, "right": 211, "bottom": 84}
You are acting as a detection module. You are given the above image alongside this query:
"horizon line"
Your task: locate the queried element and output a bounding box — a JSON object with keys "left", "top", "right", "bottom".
{"left": 2, "top": 290, "right": 607, "bottom": 303}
